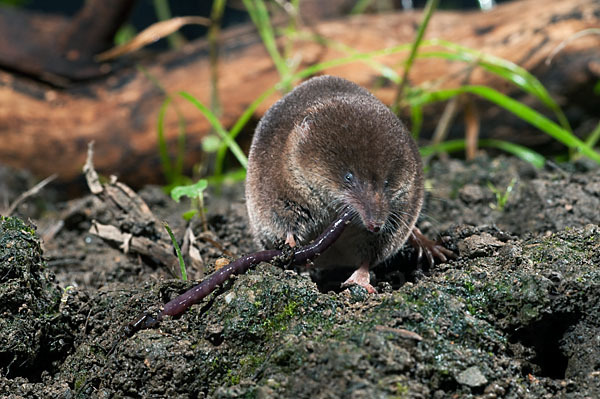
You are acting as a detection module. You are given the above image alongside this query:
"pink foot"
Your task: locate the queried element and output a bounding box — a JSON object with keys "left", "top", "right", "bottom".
{"left": 341, "top": 262, "right": 377, "bottom": 293}
{"left": 285, "top": 232, "right": 296, "bottom": 248}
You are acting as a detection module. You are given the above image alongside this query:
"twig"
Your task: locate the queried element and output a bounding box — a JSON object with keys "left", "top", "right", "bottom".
{"left": 5, "top": 174, "right": 58, "bottom": 216}
{"left": 83, "top": 141, "right": 103, "bottom": 194}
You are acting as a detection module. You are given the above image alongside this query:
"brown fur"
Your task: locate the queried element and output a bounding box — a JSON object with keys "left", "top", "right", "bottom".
{"left": 245, "top": 75, "right": 423, "bottom": 270}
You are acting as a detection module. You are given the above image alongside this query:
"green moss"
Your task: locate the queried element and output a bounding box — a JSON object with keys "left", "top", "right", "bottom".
{"left": 264, "top": 300, "right": 299, "bottom": 334}
{"left": 218, "top": 267, "right": 339, "bottom": 346}
{"left": 240, "top": 353, "right": 266, "bottom": 371}
{"left": 0, "top": 215, "right": 36, "bottom": 235}
{"left": 393, "top": 382, "right": 409, "bottom": 399}
{"left": 227, "top": 369, "right": 240, "bottom": 385}
{"left": 74, "top": 373, "right": 88, "bottom": 391}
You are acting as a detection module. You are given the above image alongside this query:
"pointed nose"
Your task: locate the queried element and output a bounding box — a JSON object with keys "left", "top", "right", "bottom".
{"left": 366, "top": 220, "right": 384, "bottom": 233}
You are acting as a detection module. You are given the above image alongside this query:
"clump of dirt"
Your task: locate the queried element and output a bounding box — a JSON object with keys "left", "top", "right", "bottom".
{"left": 0, "top": 217, "right": 75, "bottom": 379}
{"left": 1, "top": 155, "right": 599, "bottom": 398}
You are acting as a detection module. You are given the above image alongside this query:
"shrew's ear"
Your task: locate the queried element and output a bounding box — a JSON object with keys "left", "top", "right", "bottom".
{"left": 295, "top": 115, "right": 314, "bottom": 143}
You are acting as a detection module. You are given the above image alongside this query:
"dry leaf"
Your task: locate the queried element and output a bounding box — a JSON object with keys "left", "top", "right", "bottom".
{"left": 96, "top": 16, "right": 211, "bottom": 62}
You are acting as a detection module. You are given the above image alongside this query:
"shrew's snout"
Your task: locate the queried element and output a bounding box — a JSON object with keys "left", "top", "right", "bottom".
{"left": 366, "top": 219, "right": 384, "bottom": 233}
{"left": 356, "top": 188, "right": 388, "bottom": 234}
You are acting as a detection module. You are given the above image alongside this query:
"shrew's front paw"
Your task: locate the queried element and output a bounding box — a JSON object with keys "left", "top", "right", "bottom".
{"left": 409, "top": 227, "right": 456, "bottom": 267}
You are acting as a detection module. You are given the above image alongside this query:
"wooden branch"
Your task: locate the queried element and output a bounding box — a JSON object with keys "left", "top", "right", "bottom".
{"left": 0, "top": 0, "right": 598, "bottom": 184}
{"left": 0, "top": 0, "right": 135, "bottom": 83}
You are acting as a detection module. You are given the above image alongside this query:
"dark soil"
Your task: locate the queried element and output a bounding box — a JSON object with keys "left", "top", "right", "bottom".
{"left": 1, "top": 154, "right": 599, "bottom": 398}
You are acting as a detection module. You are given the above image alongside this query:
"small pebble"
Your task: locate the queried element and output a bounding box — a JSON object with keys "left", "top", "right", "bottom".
{"left": 456, "top": 366, "right": 488, "bottom": 387}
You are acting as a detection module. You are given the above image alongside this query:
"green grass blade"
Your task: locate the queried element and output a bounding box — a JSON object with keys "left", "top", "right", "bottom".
{"left": 422, "top": 39, "right": 572, "bottom": 132}
{"left": 585, "top": 122, "right": 600, "bottom": 148}
{"left": 279, "top": 43, "right": 414, "bottom": 88}
{"left": 208, "top": 0, "right": 226, "bottom": 117}
{"left": 164, "top": 222, "right": 187, "bottom": 281}
{"left": 242, "top": 0, "right": 289, "bottom": 81}
{"left": 141, "top": 65, "right": 188, "bottom": 185}
{"left": 479, "top": 139, "right": 545, "bottom": 168}
{"left": 350, "top": 0, "right": 374, "bottom": 14}
{"left": 410, "top": 104, "right": 423, "bottom": 139}
{"left": 292, "top": 31, "right": 401, "bottom": 83}
{"left": 420, "top": 138, "right": 545, "bottom": 168}
{"left": 230, "top": 86, "right": 278, "bottom": 140}
{"left": 391, "top": 0, "right": 439, "bottom": 113}
{"left": 280, "top": 0, "right": 301, "bottom": 64}
{"left": 420, "top": 49, "right": 560, "bottom": 110}
{"left": 178, "top": 91, "right": 248, "bottom": 169}
{"left": 412, "top": 85, "right": 600, "bottom": 163}
{"left": 214, "top": 85, "right": 279, "bottom": 175}
{"left": 419, "top": 139, "right": 466, "bottom": 156}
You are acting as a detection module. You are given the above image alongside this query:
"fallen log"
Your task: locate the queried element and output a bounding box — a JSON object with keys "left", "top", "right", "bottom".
{"left": 0, "top": 0, "right": 598, "bottom": 184}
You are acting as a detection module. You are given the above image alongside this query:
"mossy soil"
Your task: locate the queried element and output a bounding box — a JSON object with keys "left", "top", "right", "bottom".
{"left": 1, "top": 155, "right": 599, "bottom": 398}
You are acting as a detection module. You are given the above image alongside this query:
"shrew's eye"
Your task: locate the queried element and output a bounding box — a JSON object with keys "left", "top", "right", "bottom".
{"left": 344, "top": 172, "right": 355, "bottom": 184}
{"left": 384, "top": 179, "right": 390, "bottom": 188}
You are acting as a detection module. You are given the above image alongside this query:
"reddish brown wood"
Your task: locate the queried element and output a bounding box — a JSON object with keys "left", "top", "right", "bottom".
{"left": 0, "top": 0, "right": 598, "bottom": 184}
{"left": 0, "top": 0, "right": 135, "bottom": 83}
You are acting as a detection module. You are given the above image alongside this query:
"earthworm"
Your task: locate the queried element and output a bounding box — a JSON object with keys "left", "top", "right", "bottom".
{"left": 125, "top": 210, "right": 352, "bottom": 335}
